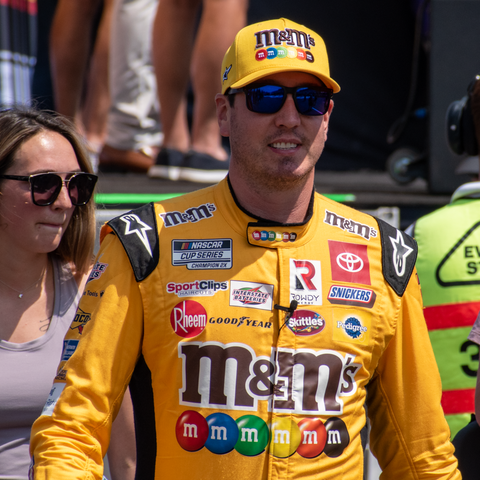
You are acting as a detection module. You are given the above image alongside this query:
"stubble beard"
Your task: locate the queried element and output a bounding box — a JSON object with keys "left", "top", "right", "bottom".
{"left": 230, "top": 137, "right": 319, "bottom": 194}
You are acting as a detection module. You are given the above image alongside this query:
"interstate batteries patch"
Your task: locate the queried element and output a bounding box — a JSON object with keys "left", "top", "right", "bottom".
{"left": 172, "top": 239, "right": 233, "bottom": 270}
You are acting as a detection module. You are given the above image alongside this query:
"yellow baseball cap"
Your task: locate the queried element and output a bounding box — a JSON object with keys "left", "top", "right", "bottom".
{"left": 220, "top": 17, "right": 340, "bottom": 94}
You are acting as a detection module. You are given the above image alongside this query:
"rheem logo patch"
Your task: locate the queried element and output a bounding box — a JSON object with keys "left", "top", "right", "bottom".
{"left": 170, "top": 300, "right": 207, "bottom": 338}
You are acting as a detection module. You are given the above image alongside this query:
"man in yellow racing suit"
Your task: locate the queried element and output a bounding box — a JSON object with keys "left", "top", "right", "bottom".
{"left": 30, "top": 17, "right": 460, "bottom": 480}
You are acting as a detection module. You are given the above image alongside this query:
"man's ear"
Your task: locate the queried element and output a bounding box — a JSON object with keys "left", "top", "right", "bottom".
{"left": 323, "top": 99, "right": 334, "bottom": 137}
{"left": 216, "top": 93, "right": 231, "bottom": 138}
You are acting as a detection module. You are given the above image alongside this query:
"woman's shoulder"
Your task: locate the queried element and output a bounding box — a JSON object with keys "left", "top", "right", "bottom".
{"left": 52, "top": 255, "right": 89, "bottom": 294}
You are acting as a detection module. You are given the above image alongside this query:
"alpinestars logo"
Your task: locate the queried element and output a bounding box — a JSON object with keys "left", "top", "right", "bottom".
{"left": 120, "top": 214, "right": 153, "bottom": 256}
{"left": 289, "top": 259, "right": 322, "bottom": 306}
{"left": 223, "top": 64, "right": 232, "bottom": 82}
{"left": 389, "top": 230, "right": 414, "bottom": 277}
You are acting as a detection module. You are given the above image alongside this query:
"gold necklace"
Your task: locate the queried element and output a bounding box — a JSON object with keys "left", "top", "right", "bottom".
{"left": 0, "top": 265, "right": 47, "bottom": 299}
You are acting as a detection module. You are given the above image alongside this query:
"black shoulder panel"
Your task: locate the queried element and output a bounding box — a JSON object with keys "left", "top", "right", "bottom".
{"left": 375, "top": 217, "right": 418, "bottom": 297}
{"left": 107, "top": 202, "right": 159, "bottom": 282}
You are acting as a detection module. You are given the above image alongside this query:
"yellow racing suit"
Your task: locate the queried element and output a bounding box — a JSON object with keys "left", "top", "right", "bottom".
{"left": 30, "top": 178, "right": 460, "bottom": 479}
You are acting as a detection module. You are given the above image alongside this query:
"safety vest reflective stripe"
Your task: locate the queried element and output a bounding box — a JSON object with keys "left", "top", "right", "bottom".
{"left": 424, "top": 302, "right": 479, "bottom": 416}
{"left": 424, "top": 301, "right": 480, "bottom": 330}
{"left": 442, "top": 388, "right": 476, "bottom": 415}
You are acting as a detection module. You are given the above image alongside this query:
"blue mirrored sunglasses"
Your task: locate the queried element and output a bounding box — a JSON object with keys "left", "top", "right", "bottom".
{"left": 228, "top": 84, "right": 333, "bottom": 116}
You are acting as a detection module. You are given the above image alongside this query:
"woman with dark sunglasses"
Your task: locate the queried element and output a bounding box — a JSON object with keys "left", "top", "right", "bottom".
{"left": 0, "top": 107, "right": 135, "bottom": 480}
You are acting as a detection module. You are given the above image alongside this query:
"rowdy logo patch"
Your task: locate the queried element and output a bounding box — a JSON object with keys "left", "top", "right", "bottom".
{"left": 289, "top": 259, "right": 322, "bottom": 306}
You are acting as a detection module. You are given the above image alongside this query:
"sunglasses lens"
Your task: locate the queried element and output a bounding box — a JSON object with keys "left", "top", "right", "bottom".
{"left": 68, "top": 173, "right": 97, "bottom": 205}
{"left": 244, "top": 85, "right": 331, "bottom": 116}
{"left": 295, "top": 88, "right": 331, "bottom": 116}
{"left": 31, "top": 174, "right": 62, "bottom": 206}
{"left": 246, "top": 85, "right": 286, "bottom": 114}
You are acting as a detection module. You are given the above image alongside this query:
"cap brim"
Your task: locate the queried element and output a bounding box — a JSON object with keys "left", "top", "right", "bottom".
{"left": 229, "top": 66, "right": 340, "bottom": 93}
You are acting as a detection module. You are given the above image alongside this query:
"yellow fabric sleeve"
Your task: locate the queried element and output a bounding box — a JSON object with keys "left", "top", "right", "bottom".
{"left": 367, "top": 269, "right": 461, "bottom": 479}
{"left": 30, "top": 232, "right": 144, "bottom": 479}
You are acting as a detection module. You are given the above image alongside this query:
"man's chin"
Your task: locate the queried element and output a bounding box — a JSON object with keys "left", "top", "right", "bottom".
{"left": 261, "top": 168, "right": 313, "bottom": 190}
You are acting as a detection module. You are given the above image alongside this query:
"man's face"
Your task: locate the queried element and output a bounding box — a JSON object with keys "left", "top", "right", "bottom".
{"left": 216, "top": 71, "right": 333, "bottom": 192}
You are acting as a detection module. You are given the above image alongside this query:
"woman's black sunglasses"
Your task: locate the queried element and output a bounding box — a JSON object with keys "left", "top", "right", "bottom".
{"left": 228, "top": 84, "right": 333, "bottom": 116}
{"left": 0, "top": 172, "right": 98, "bottom": 206}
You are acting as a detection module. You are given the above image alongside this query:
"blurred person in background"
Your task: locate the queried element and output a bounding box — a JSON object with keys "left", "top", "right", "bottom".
{"left": 405, "top": 76, "right": 480, "bottom": 440}
{"left": 434, "top": 76, "right": 480, "bottom": 480}
{"left": 97, "top": 0, "right": 162, "bottom": 173}
{"left": 148, "top": 0, "right": 248, "bottom": 182}
{"left": 49, "top": 0, "right": 113, "bottom": 167}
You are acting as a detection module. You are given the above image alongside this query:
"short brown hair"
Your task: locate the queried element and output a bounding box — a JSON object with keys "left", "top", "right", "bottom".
{"left": 0, "top": 106, "right": 96, "bottom": 274}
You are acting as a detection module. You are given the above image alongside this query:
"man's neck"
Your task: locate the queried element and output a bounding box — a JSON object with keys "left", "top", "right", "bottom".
{"left": 228, "top": 174, "right": 315, "bottom": 224}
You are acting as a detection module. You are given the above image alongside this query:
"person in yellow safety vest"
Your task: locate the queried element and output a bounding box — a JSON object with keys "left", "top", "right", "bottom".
{"left": 406, "top": 77, "right": 480, "bottom": 439}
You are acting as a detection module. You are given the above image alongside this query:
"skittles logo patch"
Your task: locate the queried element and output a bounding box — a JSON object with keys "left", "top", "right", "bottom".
{"left": 287, "top": 310, "right": 325, "bottom": 336}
